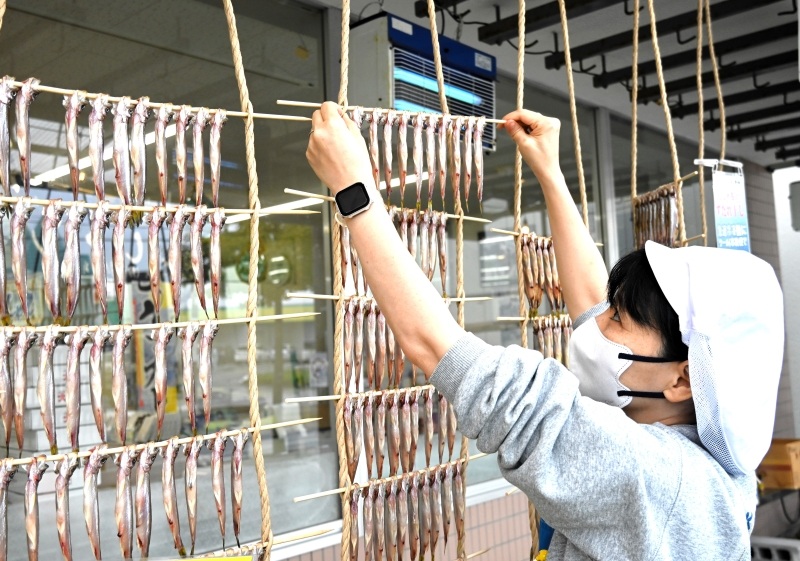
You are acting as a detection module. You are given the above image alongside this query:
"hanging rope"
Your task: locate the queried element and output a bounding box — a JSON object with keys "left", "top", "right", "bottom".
{"left": 556, "top": 0, "right": 589, "bottom": 228}
{"left": 221, "top": 1, "right": 273, "bottom": 558}
{"left": 0, "top": 0, "right": 6, "bottom": 37}
{"left": 704, "top": 0, "right": 725, "bottom": 161}
{"left": 695, "top": 0, "right": 707, "bottom": 247}
{"left": 630, "top": 0, "right": 640, "bottom": 235}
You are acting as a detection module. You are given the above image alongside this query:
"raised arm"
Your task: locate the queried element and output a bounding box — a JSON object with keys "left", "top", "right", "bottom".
{"left": 306, "top": 102, "right": 463, "bottom": 376}
{"left": 500, "top": 110, "right": 608, "bottom": 318}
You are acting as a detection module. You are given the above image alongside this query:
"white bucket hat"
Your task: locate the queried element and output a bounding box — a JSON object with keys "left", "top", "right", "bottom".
{"left": 644, "top": 241, "right": 784, "bottom": 476}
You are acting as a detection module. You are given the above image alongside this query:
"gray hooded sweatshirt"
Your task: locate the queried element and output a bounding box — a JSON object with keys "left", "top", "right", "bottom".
{"left": 430, "top": 326, "right": 757, "bottom": 560}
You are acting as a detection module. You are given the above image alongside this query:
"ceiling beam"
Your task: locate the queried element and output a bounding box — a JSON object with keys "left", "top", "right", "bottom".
{"left": 705, "top": 101, "right": 800, "bottom": 131}
{"left": 776, "top": 146, "right": 800, "bottom": 160}
{"left": 544, "top": 0, "right": 784, "bottom": 70}
{"left": 593, "top": 22, "right": 797, "bottom": 88}
{"left": 478, "top": 0, "right": 623, "bottom": 46}
{"left": 638, "top": 51, "right": 797, "bottom": 103}
{"left": 755, "top": 134, "right": 800, "bottom": 152}
{"left": 414, "top": 0, "right": 469, "bottom": 18}
{"left": 727, "top": 117, "right": 800, "bottom": 141}
{"left": 671, "top": 80, "right": 800, "bottom": 119}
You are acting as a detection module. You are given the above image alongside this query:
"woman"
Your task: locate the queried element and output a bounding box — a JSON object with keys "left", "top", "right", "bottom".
{"left": 306, "top": 103, "right": 784, "bottom": 560}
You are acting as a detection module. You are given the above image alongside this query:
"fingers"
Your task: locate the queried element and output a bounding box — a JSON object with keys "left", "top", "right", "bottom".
{"left": 321, "top": 101, "right": 344, "bottom": 121}
{"left": 311, "top": 109, "right": 323, "bottom": 130}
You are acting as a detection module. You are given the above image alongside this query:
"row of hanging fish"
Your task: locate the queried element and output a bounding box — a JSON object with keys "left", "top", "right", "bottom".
{"left": 0, "top": 430, "right": 249, "bottom": 561}
{"left": 0, "top": 319, "right": 218, "bottom": 456}
{"left": 0, "top": 199, "right": 227, "bottom": 325}
{"left": 350, "top": 108, "right": 486, "bottom": 213}
{"left": 529, "top": 315, "right": 572, "bottom": 369}
{"left": 633, "top": 186, "right": 678, "bottom": 249}
{"left": 343, "top": 388, "right": 458, "bottom": 482}
{"left": 519, "top": 231, "right": 564, "bottom": 315}
{"left": 0, "top": 77, "right": 228, "bottom": 207}
{"left": 348, "top": 461, "right": 466, "bottom": 561}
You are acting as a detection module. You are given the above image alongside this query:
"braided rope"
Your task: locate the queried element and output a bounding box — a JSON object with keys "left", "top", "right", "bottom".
{"left": 704, "top": 0, "right": 725, "bottom": 161}
{"left": 556, "top": 0, "right": 588, "bottom": 228}
{"left": 338, "top": 0, "right": 350, "bottom": 107}
{"left": 0, "top": 0, "right": 5, "bottom": 36}
{"left": 221, "top": 2, "right": 273, "bottom": 558}
{"left": 630, "top": 0, "right": 640, "bottom": 238}
{"left": 695, "top": 0, "right": 707, "bottom": 247}
{"left": 646, "top": 0, "right": 686, "bottom": 245}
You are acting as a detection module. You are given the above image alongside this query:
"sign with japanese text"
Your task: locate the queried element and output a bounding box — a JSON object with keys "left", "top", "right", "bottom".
{"left": 712, "top": 167, "right": 751, "bottom": 252}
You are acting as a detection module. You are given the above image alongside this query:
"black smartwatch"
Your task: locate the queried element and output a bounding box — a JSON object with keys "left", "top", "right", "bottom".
{"left": 334, "top": 181, "right": 373, "bottom": 219}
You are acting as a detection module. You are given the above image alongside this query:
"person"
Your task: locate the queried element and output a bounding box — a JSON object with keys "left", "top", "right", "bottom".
{"left": 306, "top": 102, "right": 784, "bottom": 560}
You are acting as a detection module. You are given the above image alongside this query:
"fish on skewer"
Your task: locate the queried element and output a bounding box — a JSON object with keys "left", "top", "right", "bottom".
{"left": 353, "top": 397, "right": 364, "bottom": 478}
{"left": 62, "top": 203, "right": 89, "bottom": 322}
{"left": 354, "top": 297, "right": 365, "bottom": 391}
{"left": 175, "top": 447, "right": 194, "bottom": 561}
{"left": 536, "top": 238, "right": 546, "bottom": 300}
{"left": 454, "top": 463, "right": 466, "bottom": 546}
{"left": 112, "top": 326, "right": 133, "bottom": 444}
{"left": 83, "top": 446, "right": 107, "bottom": 560}
{"left": 409, "top": 474, "right": 420, "bottom": 561}
{"left": 0, "top": 77, "right": 17, "bottom": 197}
{"left": 437, "top": 212, "right": 448, "bottom": 296}
{"left": 374, "top": 483, "right": 385, "bottom": 561}
{"left": 425, "top": 115, "right": 437, "bottom": 208}
{"left": 25, "top": 456, "right": 48, "bottom": 561}
{"left": 369, "top": 109, "right": 380, "bottom": 194}
{"left": 431, "top": 470, "right": 443, "bottom": 559}
{"left": 191, "top": 205, "right": 210, "bottom": 317}
{"left": 162, "top": 437, "right": 186, "bottom": 557}
{"left": 209, "top": 110, "right": 227, "bottom": 207}
{"left": 209, "top": 431, "right": 228, "bottom": 547}
{"left": 562, "top": 316, "right": 572, "bottom": 369}
{"left": 420, "top": 210, "right": 430, "bottom": 278}
{"left": 398, "top": 477, "right": 409, "bottom": 558}
{"left": 193, "top": 107, "right": 209, "bottom": 204}
{"left": 451, "top": 117, "right": 464, "bottom": 208}
{"left": 474, "top": 116, "right": 486, "bottom": 211}
{"left": 388, "top": 393, "right": 400, "bottom": 476}
{"left": 136, "top": 443, "right": 159, "bottom": 557}
{"left": 554, "top": 316, "right": 563, "bottom": 364}
{"left": 344, "top": 298, "right": 355, "bottom": 392}
{"left": 341, "top": 225, "right": 356, "bottom": 297}
{"left": 0, "top": 459, "right": 17, "bottom": 561}
{"left": 11, "top": 198, "right": 35, "bottom": 322}
{"left": 130, "top": 97, "right": 150, "bottom": 206}
{"left": 536, "top": 320, "right": 546, "bottom": 357}
{"left": 13, "top": 328, "right": 37, "bottom": 451}
{"left": 408, "top": 208, "right": 419, "bottom": 262}
{"left": 63, "top": 90, "right": 87, "bottom": 200}
{"left": 463, "top": 117, "right": 474, "bottom": 211}
{"left": 152, "top": 324, "right": 175, "bottom": 439}
{"left": 168, "top": 204, "right": 190, "bottom": 321}
{"left": 386, "top": 322, "right": 396, "bottom": 389}
{"left": 88, "top": 328, "right": 110, "bottom": 442}
{"left": 55, "top": 454, "right": 79, "bottom": 561}
{"left": 349, "top": 486, "right": 361, "bottom": 561}
{"left": 550, "top": 240, "right": 563, "bottom": 311}
{"left": 366, "top": 300, "right": 377, "bottom": 390}
{"left": 376, "top": 392, "right": 386, "bottom": 477}
{"left": 198, "top": 321, "right": 219, "bottom": 427}
{"left": 364, "top": 483, "right": 375, "bottom": 561}
{"left": 410, "top": 389, "right": 420, "bottom": 471}
{"left": 65, "top": 327, "right": 90, "bottom": 452}
{"left": 447, "top": 405, "right": 457, "bottom": 461}
{"left": 145, "top": 207, "right": 167, "bottom": 320}
{"left": 178, "top": 321, "right": 201, "bottom": 435}
{"left": 90, "top": 201, "right": 112, "bottom": 322}
{"left": 0, "top": 330, "right": 14, "bottom": 455}
{"left": 427, "top": 211, "right": 437, "bottom": 282}
{"left": 376, "top": 309, "right": 386, "bottom": 390}
{"left": 88, "top": 95, "right": 110, "bottom": 200}
{"left": 15, "top": 78, "right": 39, "bottom": 196}
{"left": 438, "top": 393, "right": 448, "bottom": 464}
{"left": 413, "top": 114, "right": 424, "bottom": 209}
{"left": 175, "top": 105, "right": 192, "bottom": 204}
{"left": 344, "top": 395, "right": 355, "bottom": 481}
{"left": 351, "top": 243, "right": 363, "bottom": 296}
{"left": 542, "top": 240, "right": 556, "bottom": 311}
{"left": 384, "top": 110, "right": 395, "bottom": 202}
{"left": 112, "top": 97, "right": 132, "bottom": 205}
{"left": 37, "top": 326, "right": 60, "bottom": 455}
{"left": 42, "top": 201, "right": 66, "bottom": 323}
{"left": 363, "top": 394, "right": 375, "bottom": 478}
{"left": 115, "top": 446, "right": 136, "bottom": 560}
{"left": 387, "top": 481, "right": 398, "bottom": 561}
{"left": 112, "top": 205, "right": 131, "bottom": 319}
{"left": 231, "top": 429, "right": 249, "bottom": 547}
{"left": 0, "top": 206, "right": 7, "bottom": 326}
{"left": 155, "top": 106, "right": 172, "bottom": 206}
{"left": 400, "top": 390, "right": 411, "bottom": 473}
{"left": 398, "top": 111, "right": 409, "bottom": 205}
{"left": 420, "top": 472, "right": 432, "bottom": 561}
{"left": 210, "top": 208, "right": 227, "bottom": 318}
{"left": 437, "top": 115, "right": 451, "bottom": 207}
{"left": 424, "top": 388, "right": 434, "bottom": 467}
{"left": 442, "top": 466, "right": 454, "bottom": 552}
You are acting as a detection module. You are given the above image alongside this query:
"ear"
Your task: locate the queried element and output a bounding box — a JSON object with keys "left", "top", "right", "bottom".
{"left": 663, "top": 360, "right": 692, "bottom": 403}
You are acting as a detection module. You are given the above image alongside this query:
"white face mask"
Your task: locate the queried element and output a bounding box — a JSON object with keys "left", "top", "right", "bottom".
{"left": 569, "top": 317, "right": 671, "bottom": 407}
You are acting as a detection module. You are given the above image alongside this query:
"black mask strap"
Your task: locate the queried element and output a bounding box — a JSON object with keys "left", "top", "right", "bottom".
{"left": 618, "top": 353, "right": 677, "bottom": 363}
{"left": 617, "top": 390, "right": 667, "bottom": 399}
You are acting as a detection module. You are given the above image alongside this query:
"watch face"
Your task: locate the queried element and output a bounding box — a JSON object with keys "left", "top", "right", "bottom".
{"left": 335, "top": 182, "right": 371, "bottom": 216}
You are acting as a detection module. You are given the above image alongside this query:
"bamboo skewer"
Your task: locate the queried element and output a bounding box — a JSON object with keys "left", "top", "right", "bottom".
{"left": 284, "top": 384, "right": 435, "bottom": 404}
{"left": 0, "top": 312, "right": 319, "bottom": 335}
{"left": 6, "top": 79, "right": 311, "bottom": 122}
{"left": 293, "top": 453, "right": 489, "bottom": 503}
{"left": 286, "top": 292, "right": 490, "bottom": 303}
{"left": 489, "top": 228, "right": 603, "bottom": 247}
{"left": 4, "top": 417, "right": 322, "bottom": 467}
{"left": 465, "top": 548, "right": 492, "bottom": 560}
{"left": 196, "top": 528, "right": 334, "bottom": 557}
{"left": 277, "top": 99, "right": 506, "bottom": 125}
{"left": 633, "top": 171, "right": 700, "bottom": 205}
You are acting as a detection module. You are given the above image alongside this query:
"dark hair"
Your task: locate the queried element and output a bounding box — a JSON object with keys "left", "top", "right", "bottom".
{"left": 607, "top": 249, "right": 688, "bottom": 362}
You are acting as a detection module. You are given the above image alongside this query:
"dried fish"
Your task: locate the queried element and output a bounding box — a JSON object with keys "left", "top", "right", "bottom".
{"left": 463, "top": 117, "right": 474, "bottom": 211}
{"left": 115, "top": 446, "right": 136, "bottom": 560}
{"left": 353, "top": 397, "right": 364, "bottom": 478}
{"left": 398, "top": 111, "right": 409, "bottom": 205}
{"left": 431, "top": 470, "right": 442, "bottom": 559}
{"left": 384, "top": 110, "right": 395, "bottom": 202}
{"left": 355, "top": 298, "right": 366, "bottom": 391}
{"left": 25, "top": 456, "right": 48, "bottom": 561}
{"left": 0, "top": 330, "right": 14, "bottom": 454}
{"left": 438, "top": 212, "right": 448, "bottom": 296}
{"left": 349, "top": 485, "right": 361, "bottom": 561}
{"left": 420, "top": 472, "right": 432, "bottom": 561}
{"left": 153, "top": 324, "right": 174, "bottom": 439}
{"left": 438, "top": 393, "right": 448, "bottom": 464}
{"left": 162, "top": 437, "right": 186, "bottom": 557}
{"left": 344, "top": 395, "right": 355, "bottom": 481}
{"left": 176, "top": 105, "right": 192, "bottom": 204}
{"left": 0, "top": 459, "right": 18, "bottom": 561}
{"left": 474, "top": 116, "right": 485, "bottom": 210}
{"left": 54, "top": 454, "right": 79, "bottom": 561}
{"left": 0, "top": 77, "right": 16, "bottom": 197}
{"left": 209, "top": 431, "right": 228, "bottom": 547}
{"left": 89, "top": 95, "right": 110, "bottom": 200}
{"left": 130, "top": 97, "right": 150, "bottom": 206}
{"left": 65, "top": 327, "right": 90, "bottom": 452}
{"left": 554, "top": 316, "right": 563, "bottom": 364}
{"left": 112, "top": 326, "right": 133, "bottom": 444}
{"left": 112, "top": 97, "right": 132, "bottom": 205}
{"left": 15, "top": 78, "right": 39, "bottom": 196}
{"left": 11, "top": 198, "right": 34, "bottom": 321}
{"left": 0, "top": 206, "right": 7, "bottom": 326}
{"left": 409, "top": 474, "right": 420, "bottom": 561}
{"left": 545, "top": 316, "right": 554, "bottom": 359}
{"left": 401, "top": 390, "right": 411, "bottom": 473}
{"left": 37, "top": 326, "right": 60, "bottom": 454}
{"left": 550, "top": 241, "right": 562, "bottom": 311}
{"left": 209, "top": 110, "right": 227, "bottom": 207}
{"left": 90, "top": 201, "right": 112, "bottom": 322}
{"left": 364, "top": 483, "right": 375, "bottom": 561}
{"left": 413, "top": 114, "right": 424, "bottom": 209}
{"left": 231, "top": 429, "right": 249, "bottom": 547}
{"left": 63, "top": 91, "right": 87, "bottom": 200}
{"left": 542, "top": 241, "right": 555, "bottom": 311}
{"left": 442, "top": 466, "right": 454, "bottom": 551}
{"left": 408, "top": 208, "right": 419, "bottom": 261}
{"left": 191, "top": 205, "right": 210, "bottom": 317}
{"left": 168, "top": 204, "right": 190, "bottom": 321}
{"left": 388, "top": 393, "right": 400, "bottom": 476}
{"left": 366, "top": 301, "right": 377, "bottom": 391}
{"left": 410, "top": 390, "right": 420, "bottom": 472}
{"left": 198, "top": 320, "right": 219, "bottom": 427}
{"left": 447, "top": 406, "right": 457, "bottom": 461}
{"left": 425, "top": 388, "right": 434, "bottom": 467}
{"left": 112, "top": 205, "right": 131, "bottom": 319}
{"left": 454, "top": 463, "right": 465, "bottom": 546}
{"left": 42, "top": 201, "right": 66, "bottom": 323}
{"left": 369, "top": 110, "right": 380, "bottom": 193}
{"left": 374, "top": 483, "right": 386, "bottom": 561}
{"left": 178, "top": 322, "right": 201, "bottom": 435}
{"left": 376, "top": 392, "right": 386, "bottom": 477}
{"left": 145, "top": 206, "right": 167, "bottom": 320}
{"left": 88, "top": 328, "right": 110, "bottom": 441}
{"left": 398, "top": 477, "right": 409, "bottom": 558}
{"left": 363, "top": 394, "right": 375, "bottom": 479}
{"left": 193, "top": 107, "right": 209, "bottom": 204}
{"left": 387, "top": 481, "right": 398, "bottom": 561}
{"left": 13, "top": 329, "right": 36, "bottom": 451}
{"left": 376, "top": 309, "right": 386, "bottom": 391}
{"left": 342, "top": 225, "right": 356, "bottom": 297}
{"left": 420, "top": 210, "right": 430, "bottom": 278}
{"left": 344, "top": 298, "right": 355, "bottom": 392}
{"left": 452, "top": 117, "right": 463, "bottom": 208}
{"left": 155, "top": 106, "right": 172, "bottom": 206}
{"left": 386, "top": 322, "right": 396, "bottom": 389}
{"left": 83, "top": 446, "right": 107, "bottom": 560}
{"left": 136, "top": 443, "right": 159, "bottom": 557}
{"left": 62, "top": 203, "right": 89, "bottom": 321}
{"left": 428, "top": 211, "right": 438, "bottom": 282}
{"left": 425, "top": 115, "right": 437, "bottom": 208}
{"left": 210, "top": 208, "right": 227, "bottom": 318}
{"left": 562, "top": 316, "right": 572, "bottom": 369}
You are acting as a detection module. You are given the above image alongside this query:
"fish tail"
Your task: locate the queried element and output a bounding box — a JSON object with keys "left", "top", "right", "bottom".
{"left": 51, "top": 444, "right": 58, "bottom": 455}
{"left": 179, "top": 546, "right": 187, "bottom": 557}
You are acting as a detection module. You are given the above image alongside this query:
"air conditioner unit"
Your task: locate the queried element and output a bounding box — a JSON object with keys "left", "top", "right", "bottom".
{"left": 349, "top": 12, "right": 497, "bottom": 150}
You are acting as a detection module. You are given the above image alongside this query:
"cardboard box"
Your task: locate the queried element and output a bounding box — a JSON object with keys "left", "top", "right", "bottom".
{"left": 757, "top": 439, "right": 800, "bottom": 490}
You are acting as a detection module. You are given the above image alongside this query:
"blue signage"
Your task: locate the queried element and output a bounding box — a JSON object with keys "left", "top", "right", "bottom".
{"left": 712, "top": 168, "right": 751, "bottom": 252}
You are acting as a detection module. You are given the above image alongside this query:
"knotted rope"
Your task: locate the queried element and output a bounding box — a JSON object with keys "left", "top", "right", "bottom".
{"left": 695, "top": 0, "right": 707, "bottom": 246}
{"left": 705, "top": 0, "right": 725, "bottom": 161}
{"left": 0, "top": 0, "right": 6, "bottom": 36}
{"left": 630, "top": 0, "right": 640, "bottom": 233}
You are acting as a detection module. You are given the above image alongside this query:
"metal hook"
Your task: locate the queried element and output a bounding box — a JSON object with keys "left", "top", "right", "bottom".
{"left": 525, "top": 38, "right": 539, "bottom": 49}
{"left": 717, "top": 54, "right": 736, "bottom": 69}
{"left": 623, "top": 0, "right": 642, "bottom": 15}
{"left": 675, "top": 28, "right": 696, "bottom": 45}
{"left": 778, "top": 0, "right": 797, "bottom": 16}
{"left": 753, "top": 74, "right": 771, "bottom": 89}
{"left": 577, "top": 59, "right": 597, "bottom": 73}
